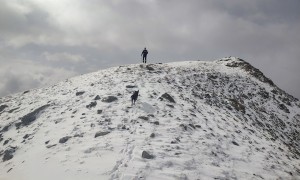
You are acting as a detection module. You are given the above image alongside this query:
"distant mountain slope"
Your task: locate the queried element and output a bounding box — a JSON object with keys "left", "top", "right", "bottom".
{"left": 0, "top": 57, "right": 300, "bottom": 180}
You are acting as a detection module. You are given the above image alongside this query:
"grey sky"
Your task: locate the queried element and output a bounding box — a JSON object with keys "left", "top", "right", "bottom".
{"left": 0, "top": 0, "right": 299, "bottom": 99}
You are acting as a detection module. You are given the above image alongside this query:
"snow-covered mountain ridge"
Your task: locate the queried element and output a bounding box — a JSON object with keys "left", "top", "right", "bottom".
{"left": 0, "top": 57, "right": 300, "bottom": 180}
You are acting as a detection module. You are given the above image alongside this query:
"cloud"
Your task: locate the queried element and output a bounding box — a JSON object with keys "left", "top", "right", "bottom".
{"left": 0, "top": 0, "right": 299, "bottom": 98}
{"left": 0, "top": 60, "right": 77, "bottom": 97}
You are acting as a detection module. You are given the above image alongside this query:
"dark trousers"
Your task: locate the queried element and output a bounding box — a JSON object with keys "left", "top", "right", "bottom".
{"left": 142, "top": 55, "right": 147, "bottom": 63}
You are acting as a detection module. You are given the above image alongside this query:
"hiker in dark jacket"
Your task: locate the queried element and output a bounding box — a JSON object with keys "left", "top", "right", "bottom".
{"left": 141, "top": 48, "right": 148, "bottom": 63}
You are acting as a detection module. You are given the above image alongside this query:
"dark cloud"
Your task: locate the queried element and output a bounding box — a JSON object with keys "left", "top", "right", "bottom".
{"left": 0, "top": 0, "right": 299, "bottom": 98}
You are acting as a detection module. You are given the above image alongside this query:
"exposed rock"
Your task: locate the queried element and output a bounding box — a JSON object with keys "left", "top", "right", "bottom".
{"left": 142, "top": 151, "right": 154, "bottom": 159}
{"left": 95, "top": 131, "right": 110, "bottom": 138}
{"left": 150, "top": 133, "right": 155, "bottom": 138}
{"left": 102, "top": 96, "right": 118, "bottom": 103}
{"left": 0, "top": 105, "right": 8, "bottom": 113}
{"left": 23, "top": 134, "right": 30, "bottom": 139}
{"left": 278, "top": 104, "right": 290, "bottom": 113}
{"left": 146, "top": 65, "right": 155, "bottom": 71}
{"left": 3, "top": 139, "right": 9, "bottom": 145}
{"left": 74, "top": 133, "right": 84, "bottom": 138}
{"left": 139, "top": 116, "right": 149, "bottom": 121}
{"left": 166, "top": 104, "right": 174, "bottom": 108}
{"left": 232, "top": 141, "right": 239, "bottom": 146}
{"left": 2, "top": 147, "right": 16, "bottom": 162}
{"left": 8, "top": 107, "right": 19, "bottom": 113}
{"left": 23, "top": 90, "right": 30, "bottom": 94}
{"left": 20, "top": 105, "right": 50, "bottom": 126}
{"left": 59, "top": 136, "right": 71, "bottom": 143}
{"left": 229, "top": 99, "right": 245, "bottom": 114}
{"left": 225, "top": 58, "right": 275, "bottom": 86}
{"left": 126, "top": 85, "right": 137, "bottom": 88}
{"left": 15, "top": 122, "right": 22, "bottom": 129}
{"left": 94, "top": 95, "right": 101, "bottom": 100}
{"left": 46, "top": 144, "right": 57, "bottom": 148}
{"left": 153, "top": 121, "right": 159, "bottom": 125}
{"left": 97, "top": 110, "right": 103, "bottom": 114}
{"left": 0, "top": 123, "right": 12, "bottom": 133}
{"left": 45, "top": 140, "right": 50, "bottom": 144}
{"left": 76, "top": 91, "right": 85, "bottom": 96}
{"left": 159, "top": 93, "right": 176, "bottom": 103}
{"left": 86, "top": 101, "right": 97, "bottom": 109}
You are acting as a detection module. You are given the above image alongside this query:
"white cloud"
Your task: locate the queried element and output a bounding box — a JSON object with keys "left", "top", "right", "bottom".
{"left": 42, "top": 52, "right": 84, "bottom": 63}
{"left": 0, "top": 60, "right": 77, "bottom": 97}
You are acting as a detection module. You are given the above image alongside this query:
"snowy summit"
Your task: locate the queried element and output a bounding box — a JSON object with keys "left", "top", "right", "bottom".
{"left": 0, "top": 57, "right": 300, "bottom": 180}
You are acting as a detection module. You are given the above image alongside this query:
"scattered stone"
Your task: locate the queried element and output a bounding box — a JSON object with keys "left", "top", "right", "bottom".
{"left": 21, "top": 105, "right": 50, "bottom": 126}
{"left": 166, "top": 104, "right": 174, "bottom": 108}
{"left": 59, "top": 136, "right": 71, "bottom": 143}
{"left": 97, "top": 110, "right": 103, "bottom": 114}
{"left": 122, "top": 125, "right": 126, "bottom": 130}
{"left": 189, "top": 124, "right": 196, "bottom": 129}
{"left": 3, "top": 139, "right": 9, "bottom": 145}
{"left": 229, "top": 99, "right": 245, "bottom": 114}
{"left": 8, "top": 107, "right": 19, "bottom": 113}
{"left": 0, "top": 124, "right": 11, "bottom": 133}
{"left": 148, "top": 114, "right": 155, "bottom": 117}
{"left": 76, "top": 91, "right": 85, "bottom": 96}
{"left": 95, "top": 131, "right": 110, "bottom": 138}
{"left": 232, "top": 141, "right": 239, "bottom": 146}
{"left": 94, "top": 95, "right": 101, "bottom": 100}
{"left": 142, "top": 151, "right": 154, "bottom": 159}
{"left": 86, "top": 101, "right": 97, "bottom": 109}
{"left": 146, "top": 65, "right": 155, "bottom": 71}
{"left": 0, "top": 104, "right": 8, "bottom": 113}
{"left": 195, "top": 125, "right": 201, "bottom": 128}
{"left": 23, "top": 134, "right": 30, "bottom": 139}
{"left": 3, "top": 147, "right": 16, "bottom": 162}
{"left": 102, "top": 96, "right": 118, "bottom": 103}
{"left": 7, "top": 168, "right": 13, "bottom": 173}
{"left": 23, "top": 90, "right": 30, "bottom": 94}
{"left": 159, "top": 93, "right": 176, "bottom": 103}
{"left": 46, "top": 144, "right": 57, "bottom": 148}
{"left": 150, "top": 133, "right": 155, "bottom": 138}
{"left": 90, "top": 83, "right": 94, "bottom": 86}
{"left": 278, "top": 103, "right": 290, "bottom": 113}
{"left": 45, "top": 140, "right": 50, "bottom": 144}
{"left": 15, "top": 122, "right": 22, "bottom": 129}
{"left": 153, "top": 121, "right": 159, "bottom": 125}
{"left": 139, "top": 116, "right": 149, "bottom": 121}
{"left": 126, "top": 85, "right": 137, "bottom": 88}
{"left": 74, "top": 133, "right": 84, "bottom": 138}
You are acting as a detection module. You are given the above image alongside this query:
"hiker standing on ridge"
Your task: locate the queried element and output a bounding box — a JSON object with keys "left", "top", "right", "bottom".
{"left": 141, "top": 47, "right": 148, "bottom": 63}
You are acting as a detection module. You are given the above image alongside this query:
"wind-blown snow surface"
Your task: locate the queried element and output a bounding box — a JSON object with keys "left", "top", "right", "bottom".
{"left": 1, "top": 57, "right": 300, "bottom": 180}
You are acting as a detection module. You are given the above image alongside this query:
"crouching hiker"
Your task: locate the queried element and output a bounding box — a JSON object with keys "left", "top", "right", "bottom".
{"left": 131, "top": 90, "right": 139, "bottom": 106}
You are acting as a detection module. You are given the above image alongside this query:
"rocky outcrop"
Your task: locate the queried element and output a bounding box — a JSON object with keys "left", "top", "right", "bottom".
{"left": 20, "top": 105, "right": 50, "bottom": 126}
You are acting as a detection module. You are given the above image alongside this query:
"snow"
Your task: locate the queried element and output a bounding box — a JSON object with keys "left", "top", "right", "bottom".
{"left": 0, "top": 57, "right": 300, "bottom": 179}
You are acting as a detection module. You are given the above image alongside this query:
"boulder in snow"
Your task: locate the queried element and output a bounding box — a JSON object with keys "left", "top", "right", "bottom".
{"left": 142, "top": 151, "right": 154, "bottom": 159}
{"left": 94, "top": 95, "right": 101, "bottom": 100}
{"left": 102, "top": 96, "right": 118, "bottom": 103}
{"left": 95, "top": 131, "right": 110, "bottom": 138}
{"left": 21, "top": 104, "right": 50, "bottom": 126}
{"left": 0, "top": 104, "right": 8, "bottom": 113}
{"left": 76, "top": 91, "right": 85, "bottom": 96}
{"left": 86, "top": 101, "right": 97, "bottom": 109}
{"left": 159, "top": 93, "right": 176, "bottom": 103}
{"left": 59, "top": 136, "right": 72, "bottom": 143}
